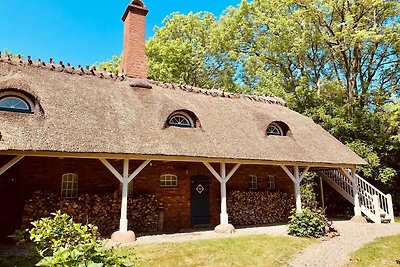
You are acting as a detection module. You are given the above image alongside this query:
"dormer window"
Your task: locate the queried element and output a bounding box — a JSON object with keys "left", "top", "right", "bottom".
{"left": 0, "top": 92, "right": 34, "bottom": 113}
{"left": 167, "top": 111, "right": 195, "bottom": 128}
{"left": 266, "top": 122, "right": 283, "bottom": 136}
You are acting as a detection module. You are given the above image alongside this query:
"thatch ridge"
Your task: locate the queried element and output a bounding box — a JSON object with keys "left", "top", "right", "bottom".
{"left": 148, "top": 80, "right": 287, "bottom": 107}
{"left": 0, "top": 54, "right": 286, "bottom": 107}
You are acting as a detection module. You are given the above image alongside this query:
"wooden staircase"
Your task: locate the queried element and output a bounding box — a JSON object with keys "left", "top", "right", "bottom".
{"left": 317, "top": 169, "right": 394, "bottom": 224}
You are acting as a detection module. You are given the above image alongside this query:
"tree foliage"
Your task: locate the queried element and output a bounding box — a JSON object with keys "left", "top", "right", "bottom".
{"left": 95, "top": 55, "right": 120, "bottom": 74}
{"left": 99, "top": 0, "right": 400, "bottom": 188}
{"left": 146, "top": 12, "right": 239, "bottom": 90}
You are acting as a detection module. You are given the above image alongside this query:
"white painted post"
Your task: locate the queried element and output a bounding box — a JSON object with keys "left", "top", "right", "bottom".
{"left": 120, "top": 159, "right": 129, "bottom": 232}
{"left": 220, "top": 162, "right": 229, "bottom": 224}
{"left": 351, "top": 167, "right": 361, "bottom": 216}
{"left": 387, "top": 194, "right": 395, "bottom": 223}
{"left": 319, "top": 176, "right": 325, "bottom": 209}
{"left": 373, "top": 195, "right": 381, "bottom": 224}
{"left": 294, "top": 165, "right": 302, "bottom": 212}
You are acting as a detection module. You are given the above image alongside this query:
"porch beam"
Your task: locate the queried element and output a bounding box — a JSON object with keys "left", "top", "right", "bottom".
{"left": 99, "top": 158, "right": 123, "bottom": 183}
{"left": 226, "top": 163, "right": 241, "bottom": 182}
{"left": 0, "top": 150, "right": 356, "bottom": 169}
{"left": 280, "top": 165, "right": 296, "bottom": 183}
{"left": 0, "top": 155, "right": 24, "bottom": 175}
{"left": 299, "top": 166, "right": 311, "bottom": 182}
{"left": 127, "top": 160, "right": 151, "bottom": 183}
{"left": 203, "top": 162, "right": 222, "bottom": 183}
{"left": 339, "top": 167, "right": 353, "bottom": 181}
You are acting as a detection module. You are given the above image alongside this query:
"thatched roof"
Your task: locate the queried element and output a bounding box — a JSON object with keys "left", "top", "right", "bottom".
{"left": 0, "top": 57, "right": 365, "bottom": 165}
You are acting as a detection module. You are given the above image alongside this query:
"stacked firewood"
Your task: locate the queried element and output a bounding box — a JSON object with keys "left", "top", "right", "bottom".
{"left": 22, "top": 190, "right": 163, "bottom": 236}
{"left": 227, "top": 191, "right": 294, "bottom": 225}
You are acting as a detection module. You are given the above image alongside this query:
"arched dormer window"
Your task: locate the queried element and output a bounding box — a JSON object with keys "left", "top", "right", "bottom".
{"left": 167, "top": 111, "right": 195, "bottom": 128}
{"left": 266, "top": 121, "right": 290, "bottom": 136}
{"left": 0, "top": 92, "right": 34, "bottom": 113}
{"left": 266, "top": 123, "right": 283, "bottom": 136}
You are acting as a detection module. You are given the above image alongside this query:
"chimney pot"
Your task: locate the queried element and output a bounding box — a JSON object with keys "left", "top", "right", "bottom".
{"left": 121, "top": 0, "right": 149, "bottom": 79}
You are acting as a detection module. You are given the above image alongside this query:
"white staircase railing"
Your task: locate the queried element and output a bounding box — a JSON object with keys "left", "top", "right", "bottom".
{"left": 318, "top": 169, "right": 394, "bottom": 223}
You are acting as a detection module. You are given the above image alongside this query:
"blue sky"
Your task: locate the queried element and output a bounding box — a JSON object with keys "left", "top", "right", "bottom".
{"left": 0, "top": 0, "right": 241, "bottom": 66}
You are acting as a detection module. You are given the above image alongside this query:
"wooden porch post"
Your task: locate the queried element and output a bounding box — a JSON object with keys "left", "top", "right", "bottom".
{"left": 351, "top": 166, "right": 361, "bottom": 216}
{"left": 203, "top": 161, "right": 240, "bottom": 233}
{"left": 120, "top": 159, "right": 129, "bottom": 232}
{"left": 294, "top": 165, "right": 301, "bottom": 212}
{"left": 100, "top": 158, "right": 150, "bottom": 242}
{"left": 319, "top": 176, "right": 325, "bottom": 209}
{"left": 220, "top": 162, "right": 228, "bottom": 224}
{"left": 281, "top": 165, "right": 310, "bottom": 212}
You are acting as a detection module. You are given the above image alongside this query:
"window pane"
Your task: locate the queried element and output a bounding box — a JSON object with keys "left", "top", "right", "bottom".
{"left": 168, "top": 113, "right": 193, "bottom": 128}
{"left": 0, "top": 96, "right": 31, "bottom": 112}
{"left": 160, "top": 174, "right": 177, "bottom": 187}
{"left": 61, "top": 173, "right": 78, "bottom": 198}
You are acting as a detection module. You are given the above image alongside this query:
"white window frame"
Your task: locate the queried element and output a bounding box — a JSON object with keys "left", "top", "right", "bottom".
{"left": 160, "top": 174, "right": 178, "bottom": 187}
{"left": 267, "top": 175, "right": 276, "bottom": 190}
{"left": 0, "top": 91, "right": 34, "bottom": 113}
{"left": 266, "top": 122, "right": 283, "bottom": 136}
{"left": 168, "top": 111, "right": 194, "bottom": 128}
{"left": 249, "top": 175, "right": 258, "bottom": 190}
{"left": 61, "top": 173, "right": 78, "bottom": 198}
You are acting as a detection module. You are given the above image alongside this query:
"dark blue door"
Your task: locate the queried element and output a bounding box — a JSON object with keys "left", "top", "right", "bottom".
{"left": 190, "top": 175, "right": 210, "bottom": 225}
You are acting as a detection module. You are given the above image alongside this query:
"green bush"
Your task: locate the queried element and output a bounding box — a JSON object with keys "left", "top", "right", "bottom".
{"left": 36, "top": 243, "right": 134, "bottom": 267}
{"left": 287, "top": 208, "right": 327, "bottom": 238}
{"left": 28, "top": 211, "right": 135, "bottom": 267}
{"left": 29, "top": 211, "right": 99, "bottom": 255}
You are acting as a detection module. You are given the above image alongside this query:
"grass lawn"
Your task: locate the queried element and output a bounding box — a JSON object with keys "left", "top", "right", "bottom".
{"left": 348, "top": 234, "right": 400, "bottom": 267}
{"left": 120, "top": 235, "right": 317, "bottom": 267}
{"left": 0, "top": 235, "right": 316, "bottom": 267}
{"left": 395, "top": 217, "right": 400, "bottom": 223}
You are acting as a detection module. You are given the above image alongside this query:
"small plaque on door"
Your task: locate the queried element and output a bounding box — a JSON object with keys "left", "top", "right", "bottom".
{"left": 196, "top": 184, "right": 204, "bottom": 194}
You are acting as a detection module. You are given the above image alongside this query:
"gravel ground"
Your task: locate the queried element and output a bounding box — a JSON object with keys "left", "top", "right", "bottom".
{"left": 289, "top": 220, "right": 400, "bottom": 267}
{"left": 107, "top": 224, "right": 288, "bottom": 248}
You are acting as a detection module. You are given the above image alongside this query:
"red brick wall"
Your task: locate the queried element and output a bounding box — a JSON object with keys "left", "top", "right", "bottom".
{"left": 8, "top": 156, "right": 295, "bottom": 231}
{"left": 121, "top": 4, "right": 148, "bottom": 78}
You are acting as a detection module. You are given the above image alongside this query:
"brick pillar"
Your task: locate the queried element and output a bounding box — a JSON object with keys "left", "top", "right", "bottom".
{"left": 121, "top": 0, "right": 148, "bottom": 79}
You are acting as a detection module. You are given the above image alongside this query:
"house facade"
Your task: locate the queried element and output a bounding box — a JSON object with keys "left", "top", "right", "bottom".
{"left": 1, "top": 0, "right": 392, "bottom": 243}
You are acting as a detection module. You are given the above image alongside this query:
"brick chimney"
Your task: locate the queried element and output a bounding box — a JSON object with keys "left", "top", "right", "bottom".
{"left": 121, "top": 0, "right": 148, "bottom": 79}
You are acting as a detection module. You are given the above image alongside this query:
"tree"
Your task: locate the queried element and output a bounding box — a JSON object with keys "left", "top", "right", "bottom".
{"left": 146, "top": 12, "right": 239, "bottom": 90}
{"left": 95, "top": 55, "right": 121, "bottom": 74}
{"left": 218, "top": 0, "right": 400, "bottom": 110}
{"left": 97, "top": 0, "right": 400, "bottom": 185}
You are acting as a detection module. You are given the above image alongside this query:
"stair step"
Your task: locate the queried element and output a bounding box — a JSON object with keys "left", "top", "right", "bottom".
{"left": 319, "top": 170, "right": 394, "bottom": 225}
